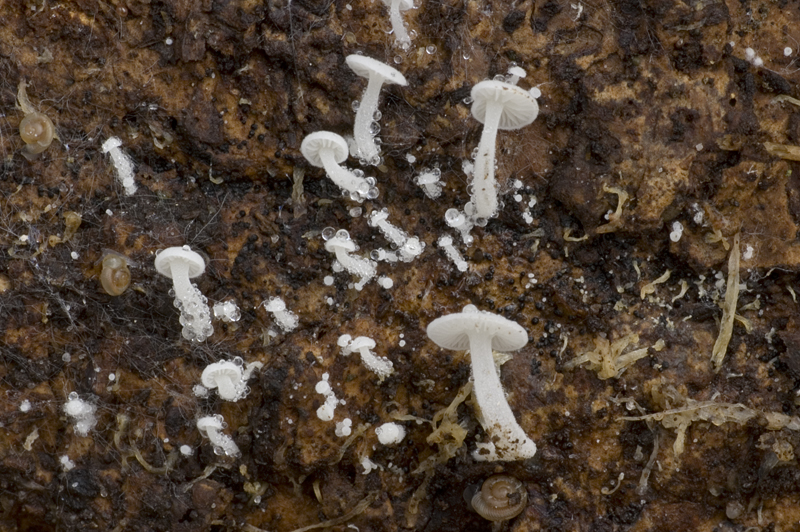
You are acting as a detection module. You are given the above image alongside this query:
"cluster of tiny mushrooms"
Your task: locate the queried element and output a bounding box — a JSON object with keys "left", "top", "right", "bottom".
{"left": 21, "top": 5, "right": 551, "bottom": 524}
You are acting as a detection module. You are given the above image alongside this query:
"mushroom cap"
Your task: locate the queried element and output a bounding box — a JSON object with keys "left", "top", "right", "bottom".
{"left": 196, "top": 415, "right": 223, "bottom": 433}
{"left": 154, "top": 246, "right": 206, "bottom": 279}
{"left": 324, "top": 236, "right": 357, "bottom": 253}
{"left": 427, "top": 305, "right": 528, "bottom": 352}
{"left": 349, "top": 336, "right": 376, "bottom": 351}
{"left": 263, "top": 297, "right": 287, "bottom": 312}
{"left": 101, "top": 137, "right": 122, "bottom": 153}
{"left": 301, "top": 131, "right": 349, "bottom": 168}
{"left": 381, "top": 0, "right": 414, "bottom": 10}
{"left": 470, "top": 80, "right": 539, "bottom": 130}
{"left": 201, "top": 361, "right": 243, "bottom": 389}
{"left": 507, "top": 66, "right": 527, "bottom": 79}
{"left": 346, "top": 55, "right": 408, "bottom": 87}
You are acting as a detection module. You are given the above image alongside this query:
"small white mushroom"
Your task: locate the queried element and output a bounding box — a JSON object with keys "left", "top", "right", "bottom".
{"left": 154, "top": 246, "right": 213, "bottom": 342}
{"left": 470, "top": 68, "right": 539, "bottom": 220}
{"left": 263, "top": 297, "right": 299, "bottom": 332}
{"left": 444, "top": 208, "right": 475, "bottom": 245}
{"left": 340, "top": 335, "right": 394, "bottom": 380}
{"left": 323, "top": 229, "right": 376, "bottom": 290}
{"left": 438, "top": 235, "right": 468, "bottom": 272}
{"left": 427, "top": 305, "right": 535, "bottom": 461}
{"left": 375, "top": 422, "right": 406, "bottom": 445}
{"left": 64, "top": 392, "right": 97, "bottom": 437}
{"left": 301, "top": 131, "right": 376, "bottom": 201}
{"left": 197, "top": 415, "right": 240, "bottom": 457}
{"left": 346, "top": 55, "right": 408, "bottom": 164}
{"left": 201, "top": 361, "right": 243, "bottom": 401}
{"left": 102, "top": 137, "right": 137, "bottom": 195}
{"left": 382, "top": 0, "right": 414, "bottom": 49}
{"left": 415, "top": 168, "right": 442, "bottom": 199}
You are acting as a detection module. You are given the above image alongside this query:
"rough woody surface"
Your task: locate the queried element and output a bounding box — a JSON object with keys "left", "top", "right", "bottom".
{"left": 2, "top": 0, "right": 800, "bottom": 531}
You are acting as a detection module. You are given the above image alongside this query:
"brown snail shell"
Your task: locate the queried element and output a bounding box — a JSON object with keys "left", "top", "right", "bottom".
{"left": 100, "top": 252, "right": 131, "bottom": 296}
{"left": 470, "top": 474, "right": 527, "bottom": 522}
{"left": 20, "top": 111, "right": 55, "bottom": 159}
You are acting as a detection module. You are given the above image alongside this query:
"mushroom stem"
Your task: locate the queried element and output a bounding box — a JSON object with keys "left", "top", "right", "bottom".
{"left": 332, "top": 247, "right": 376, "bottom": 289}
{"left": 389, "top": 0, "right": 411, "bottom": 48}
{"left": 319, "top": 148, "right": 367, "bottom": 195}
{"left": 469, "top": 333, "right": 535, "bottom": 458}
{"left": 354, "top": 75, "right": 384, "bottom": 163}
{"left": 471, "top": 98, "right": 504, "bottom": 220}
{"left": 168, "top": 259, "right": 193, "bottom": 308}
{"left": 216, "top": 374, "right": 237, "bottom": 400}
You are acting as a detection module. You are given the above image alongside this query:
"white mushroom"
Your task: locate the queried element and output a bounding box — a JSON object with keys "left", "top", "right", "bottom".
{"left": 469, "top": 69, "right": 539, "bottom": 220}
{"left": 201, "top": 361, "right": 243, "bottom": 401}
{"left": 427, "top": 305, "right": 535, "bottom": 461}
{"left": 345, "top": 55, "right": 408, "bottom": 165}
{"left": 375, "top": 422, "right": 406, "bottom": 445}
{"left": 154, "top": 246, "right": 213, "bottom": 342}
{"left": 196, "top": 415, "right": 240, "bottom": 457}
{"left": 344, "top": 336, "right": 394, "bottom": 380}
{"left": 323, "top": 229, "right": 376, "bottom": 290}
{"left": 438, "top": 235, "right": 468, "bottom": 272}
{"left": 301, "top": 131, "right": 376, "bottom": 201}
{"left": 263, "top": 297, "right": 299, "bottom": 332}
{"left": 382, "top": 0, "right": 414, "bottom": 50}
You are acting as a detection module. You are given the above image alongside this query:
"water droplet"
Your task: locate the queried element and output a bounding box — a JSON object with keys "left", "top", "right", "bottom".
{"left": 369, "top": 121, "right": 381, "bottom": 135}
{"left": 462, "top": 51, "right": 471, "bottom": 60}
{"left": 393, "top": 55, "right": 403, "bottom": 64}
{"left": 493, "top": 74, "right": 505, "bottom": 81}
{"left": 351, "top": 100, "right": 360, "bottom": 111}
{"left": 233, "top": 356, "right": 244, "bottom": 366}
{"left": 373, "top": 110, "right": 382, "bottom": 121}
{"left": 463, "top": 96, "right": 474, "bottom": 105}
{"left": 322, "top": 227, "right": 336, "bottom": 240}
{"left": 366, "top": 176, "right": 376, "bottom": 186}
{"left": 367, "top": 187, "right": 379, "bottom": 199}
{"left": 353, "top": 169, "right": 365, "bottom": 177}
{"left": 425, "top": 45, "right": 436, "bottom": 54}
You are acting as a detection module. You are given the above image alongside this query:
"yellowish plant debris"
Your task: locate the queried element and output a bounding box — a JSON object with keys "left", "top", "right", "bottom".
{"left": 764, "top": 141, "right": 800, "bottom": 161}
{"left": 640, "top": 270, "right": 671, "bottom": 299}
{"left": 564, "top": 333, "right": 665, "bottom": 379}
{"left": 712, "top": 233, "right": 740, "bottom": 371}
{"left": 671, "top": 280, "right": 689, "bottom": 302}
{"left": 772, "top": 94, "right": 800, "bottom": 107}
{"left": 622, "top": 384, "right": 800, "bottom": 456}
{"left": 563, "top": 228, "right": 588, "bottom": 242}
{"left": 705, "top": 228, "right": 730, "bottom": 250}
{"left": 596, "top": 184, "right": 629, "bottom": 234}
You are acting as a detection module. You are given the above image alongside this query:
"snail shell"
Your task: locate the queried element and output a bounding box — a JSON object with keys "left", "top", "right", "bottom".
{"left": 100, "top": 252, "right": 131, "bottom": 296}
{"left": 20, "top": 112, "right": 55, "bottom": 158}
{"left": 470, "top": 474, "right": 527, "bottom": 522}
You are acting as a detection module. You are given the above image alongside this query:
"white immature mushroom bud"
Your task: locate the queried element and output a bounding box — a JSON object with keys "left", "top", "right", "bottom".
{"left": 263, "top": 297, "right": 298, "bottom": 332}
{"left": 196, "top": 415, "right": 240, "bottom": 457}
{"left": 301, "top": 131, "right": 376, "bottom": 202}
{"left": 438, "top": 235, "right": 468, "bottom": 272}
{"left": 342, "top": 335, "right": 394, "bottom": 381}
{"left": 382, "top": 0, "right": 414, "bottom": 50}
{"left": 323, "top": 229, "right": 376, "bottom": 290}
{"left": 427, "top": 305, "right": 535, "bottom": 461}
{"left": 102, "top": 137, "right": 137, "bottom": 196}
{"left": 415, "top": 168, "right": 442, "bottom": 199}
{"left": 154, "top": 246, "right": 214, "bottom": 342}
{"left": 345, "top": 55, "right": 408, "bottom": 165}
{"left": 470, "top": 67, "right": 539, "bottom": 220}
{"left": 369, "top": 208, "right": 408, "bottom": 248}
{"left": 64, "top": 392, "right": 97, "bottom": 437}
{"left": 445, "top": 208, "right": 475, "bottom": 245}
{"left": 375, "top": 422, "right": 406, "bottom": 445}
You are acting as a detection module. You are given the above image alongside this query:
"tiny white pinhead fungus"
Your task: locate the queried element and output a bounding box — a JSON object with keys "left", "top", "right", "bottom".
{"left": 324, "top": 229, "right": 377, "bottom": 290}
{"left": 382, "top": 0, "right": 414, "bottom": 49}
{"left": 154, "top": 246, "right": 214, "bottom": 342}
{"left": 196, "top": 415, "right": 240, "bottom": 457}
{"left": 345, "top": 55, "right": 408, "bottom": 164}
{"left": 469, "top": 68, "right": 539, "bottom": 220}
{"left": 427, "top": 305, "right": 535, "bottom": 461}
{"left": 301, "top": 131, "right": 375, "bottom": 201}
{"left": 201, "top": 361, "right": 243, "bottom": 401}
{"left": 376, "top": 422, "right": 406, "bottom": 445}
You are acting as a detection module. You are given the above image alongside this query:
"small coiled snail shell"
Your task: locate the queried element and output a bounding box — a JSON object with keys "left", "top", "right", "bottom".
{"left": 470, "top": 475, "right": 527, "bottom": 522}
{"left": 20, "top": 112, "right": 55, "bottom": 156}
{"left": 100, "top": 252, "right": 131, "bottom": 296}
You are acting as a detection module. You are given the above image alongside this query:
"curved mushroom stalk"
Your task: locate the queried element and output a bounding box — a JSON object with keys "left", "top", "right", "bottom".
{"left": 353, "top": 75, "right": 385, "bottom": 163}
{"left": 319, "top": 148, "right": 370, "bottom": 198}
{"left": 387, "top": 0, "right": 412, "bottom": 49}
{"left": 215, "top": 374, "right": 237, "bottom": 400}
{"left": 468, "top": 332, "right": 536, "bottom": 460}
{"left": 333, "top": 248, "right": 376, "bottom": 290}
{"left": 471, "top": 97, "right": 504, "bottom": 220}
